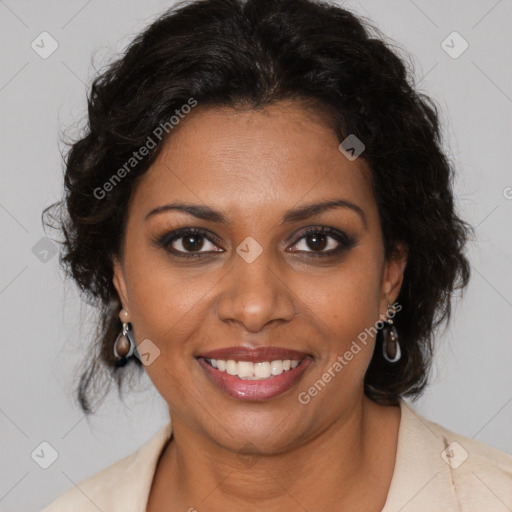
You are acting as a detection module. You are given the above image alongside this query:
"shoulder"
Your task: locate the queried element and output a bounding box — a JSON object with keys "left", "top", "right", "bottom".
{"left": 403, "top": 399, "right": 512, "bottom": 472}
{"left": 40, "top": 421, "right": 173, "bottom": 512}
{"left": 420, "top": 407, "right": 512, "bottom": 484}
{"left": 384, "top": 398, "right": 512, "bottom": 511}
{"left": 40, "top": 452, "right": 136, "bottom": 512}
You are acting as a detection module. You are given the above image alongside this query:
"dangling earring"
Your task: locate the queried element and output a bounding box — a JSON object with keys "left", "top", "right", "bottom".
{"left": 382, "top": 302, "right": 401, "bottom": 363}
{"left": 113, "top": 309, "right": 136, "bottom": 367}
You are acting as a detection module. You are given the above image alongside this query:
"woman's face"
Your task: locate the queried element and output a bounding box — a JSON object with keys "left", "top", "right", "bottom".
{"left": 113, "top": 101, "right": 406, "bottom": 453}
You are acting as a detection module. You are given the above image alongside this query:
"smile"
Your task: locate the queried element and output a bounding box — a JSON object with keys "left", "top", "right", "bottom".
{"left": 196, "top": 345, "right": 313, "bottom": 401}
{"left": 205, "top": 358, "right": 302, "bottom": 379}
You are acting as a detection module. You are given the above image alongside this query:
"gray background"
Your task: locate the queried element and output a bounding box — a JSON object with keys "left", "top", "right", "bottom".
{"left": 0, "top": 1, "right": 511, "bottom": 510}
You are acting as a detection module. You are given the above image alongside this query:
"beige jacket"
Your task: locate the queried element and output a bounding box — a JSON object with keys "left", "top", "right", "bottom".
{"left": 41, "top": 397, "right": 512, "bottom": 511}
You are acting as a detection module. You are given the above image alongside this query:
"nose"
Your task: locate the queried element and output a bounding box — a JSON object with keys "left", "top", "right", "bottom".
{"left": 215, "top": 249, "right": 296, "bottom": 333}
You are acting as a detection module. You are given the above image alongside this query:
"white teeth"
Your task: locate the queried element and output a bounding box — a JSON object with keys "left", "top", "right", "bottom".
{"left": 270, "top": 360, "right": 283, "bottom": 375}
{"left": 205, "top": 358, "right": 302, "bottom": 379}
{"left": 255, "top": 361, "right": 271, "bottom": 378}
{"left": 226, "top": 360, "right": 238, "bottom": 375}
{"left": 237, "top": 361, "right": 254, "bottom": 378}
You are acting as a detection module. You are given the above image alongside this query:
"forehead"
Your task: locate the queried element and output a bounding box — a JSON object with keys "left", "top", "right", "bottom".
{"left": 128, "top": 102, "right": 375, "bottom": 222}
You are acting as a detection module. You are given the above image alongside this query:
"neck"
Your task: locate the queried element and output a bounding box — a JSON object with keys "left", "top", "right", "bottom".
{"left": 149, "top": 395, "right": 400, "bottom": 511}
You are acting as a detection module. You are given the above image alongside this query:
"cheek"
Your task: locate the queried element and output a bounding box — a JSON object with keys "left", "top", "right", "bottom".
{"left": 310, "top": 258, "right": 382, "bottom": 336}
{"left": 123, "top": 254, "right": 213, "bottom": 406}
{"left": 126, "top": 260, "right": 211, "bottom": 350}
{"left": 296, "top": 254, "right": 383, "bottom": 388}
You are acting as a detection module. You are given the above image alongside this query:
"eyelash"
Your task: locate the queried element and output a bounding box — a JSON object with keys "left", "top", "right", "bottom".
{"left": 154, "top": 226, "right": 356, "bottom": 259}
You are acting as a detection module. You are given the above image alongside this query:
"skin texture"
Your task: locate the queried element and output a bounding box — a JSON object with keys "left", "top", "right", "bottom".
{"left": 113, "top": 101, "right": 407, "bottom": 511}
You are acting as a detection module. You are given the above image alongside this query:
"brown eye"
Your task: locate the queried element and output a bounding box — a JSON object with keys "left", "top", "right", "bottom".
{"left": 288, "top": 227, "right": 356, "bottom": 256}
{"left": 180, "top": 233, "right": 206, "bottom": 252}
{"left": 156, "top": 228, "right": 223, "bottom": 258}
{"left": 303, "top": 232, "right": 329, "bottom": 252}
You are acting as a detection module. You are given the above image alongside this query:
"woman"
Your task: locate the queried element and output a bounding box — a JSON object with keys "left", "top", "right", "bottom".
{"left": 41, "top": 0, "right": 512, "bottom": 510}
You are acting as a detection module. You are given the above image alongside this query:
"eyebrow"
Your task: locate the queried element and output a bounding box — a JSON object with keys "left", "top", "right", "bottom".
{"left": 145, "top": 198, "right": 367, "bottom": 228}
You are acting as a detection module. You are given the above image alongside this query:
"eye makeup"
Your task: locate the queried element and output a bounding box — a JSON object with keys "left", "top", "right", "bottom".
{"left": 151, "top": 225, "right": 358, "bottom": 260}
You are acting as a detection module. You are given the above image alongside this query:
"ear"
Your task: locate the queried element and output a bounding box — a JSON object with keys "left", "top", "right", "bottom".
{"left": 112, "top": 256, "right": 130, "bottom": 313}
{"left": 380, "top": 242, "right": 407, "bottom": 309}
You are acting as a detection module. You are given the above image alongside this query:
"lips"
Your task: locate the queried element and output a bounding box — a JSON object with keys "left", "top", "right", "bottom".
{"left": 196, "top": 345, "right": 313, "bottom": 401}
{"left": 197, "top": 345, "right": 311, "bottom": 362}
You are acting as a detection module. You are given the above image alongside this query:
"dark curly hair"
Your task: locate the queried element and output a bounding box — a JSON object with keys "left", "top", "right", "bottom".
{"left": 42, "top": 0, "right": 472, "bottom": 414}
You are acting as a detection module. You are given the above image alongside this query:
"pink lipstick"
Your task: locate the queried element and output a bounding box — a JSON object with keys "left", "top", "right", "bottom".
{"left": 196, "top": 345, "right": 313, "bottom": 401}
